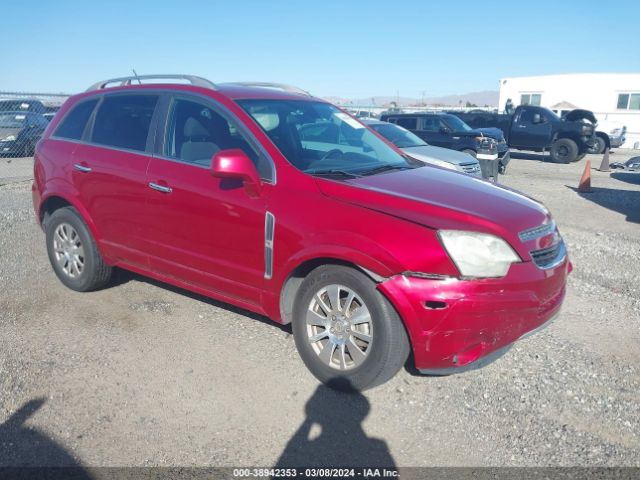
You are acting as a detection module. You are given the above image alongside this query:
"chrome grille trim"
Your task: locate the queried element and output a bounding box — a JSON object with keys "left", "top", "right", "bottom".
{"left": 530, "top": 239, "right": 566, "bottom": 270}
{"left": 519, "top": 220, "right": 556, "bottom": 242}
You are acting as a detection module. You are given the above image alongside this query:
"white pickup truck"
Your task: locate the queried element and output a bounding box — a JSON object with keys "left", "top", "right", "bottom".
{"left": 589, "top": 119, "right": 626, "bottom": 154}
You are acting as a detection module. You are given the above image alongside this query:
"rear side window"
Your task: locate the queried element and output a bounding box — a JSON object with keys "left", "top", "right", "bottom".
{"left": 91, "top": 95, "right": 158, "bottom": 152}
{"left": 396, "top": 117, "right": 417, "bottom": 130}
{"left": 54, "top": 99, "right": 98, "bottom": 140}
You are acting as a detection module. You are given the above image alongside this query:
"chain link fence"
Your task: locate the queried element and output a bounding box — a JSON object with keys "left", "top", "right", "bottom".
{"left": 0, "top": 91, "right": 69, "bottom": 184}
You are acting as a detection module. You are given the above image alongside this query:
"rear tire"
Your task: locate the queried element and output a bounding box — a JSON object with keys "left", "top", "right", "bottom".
{"left": 588, "top": 135, "right": 606, "bottom": 155}
{"left": 575, "top": 153, "right": 587, "bottom": 161}
{"left": 45, "top": 207, "right": 112, "bottom": 292}
{"left": 550, "top": 138, "right": 578, "bottom": 163}
{"left": 292, "top": 265, "right": 410, "bottom": 391}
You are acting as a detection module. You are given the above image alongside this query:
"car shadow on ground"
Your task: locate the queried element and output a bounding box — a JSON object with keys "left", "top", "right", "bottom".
{"left": 0, "top": 397, "right": 92, "bottom": 477}
{"left": 509, "top": 151, "right": 551, "bottom": 162}
{"left": 274, "top": 379, "right": 396, "bottom": 468}
{"left": 567, "top": 184, "right": 640, "bottom": 224}
{"left": 611, "top": 171, "right": 640, "bottom": 186}
{"left": 109, "top": 268, "right": 292, "bottom": 333}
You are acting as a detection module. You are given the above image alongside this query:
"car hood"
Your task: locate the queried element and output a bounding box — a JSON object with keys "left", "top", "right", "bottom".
{"left": 316, "top": 166, "right": 550, "bottom": 252}
{"left": 563, "top": 109, "right": 597, "bottom": 123}
{"left": 0, "top": 127, "right": 21, "bottom": 140}
{"left": 475, "top": 127, "right": 505, "bottom": 141}
{"left": 400, "top": 145, "right": 476, "bottom": 166}
{"left": 455, "top": 128, "right": 502, "bottom": 140}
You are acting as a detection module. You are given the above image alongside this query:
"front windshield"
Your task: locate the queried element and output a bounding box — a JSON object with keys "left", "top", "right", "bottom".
{"left": 0, "top": 113, "right": 26, "bottom": 128}
{"left": 237, "top": 99, "right": 416, "bottom": 176}
{"left": 370, "top": 123, "right": 427, "bottom": 148}
{"left": 541, "top": 108, "right": 560, "bottom": 121}
{"left": 443, "top": 115, "right": 472, "bottom": 132}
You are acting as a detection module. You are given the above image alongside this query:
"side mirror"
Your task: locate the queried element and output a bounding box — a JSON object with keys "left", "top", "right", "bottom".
{"left": 440, "top": 125, "right": 451, "bottom": 134}
{"left": 532, "top": 113, "right": 542, "bottom": 124}
{"left": 211, "top": 149, "right": 261, "bottom": 197}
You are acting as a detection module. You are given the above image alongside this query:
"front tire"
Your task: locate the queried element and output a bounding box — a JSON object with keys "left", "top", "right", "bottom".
{"left": 45, "top": 207, "right": 112, "bottom": 292}
{"left": 550, "top": 138, "right": 578, "bottom": 163}
{"left": 588, "top": 135, "right": 606, "bottom": 155}
{"left": 292, "top": 265, "right": 410, "bottom": 391}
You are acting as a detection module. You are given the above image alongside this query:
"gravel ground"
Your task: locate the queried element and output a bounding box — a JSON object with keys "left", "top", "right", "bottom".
{"left": 0, "top": 150, "right": 639, "bottom": 468}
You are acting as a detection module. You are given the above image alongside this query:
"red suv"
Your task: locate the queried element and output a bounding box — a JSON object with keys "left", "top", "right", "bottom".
{"left": 32, "top": 75, "right": 570, "bottom": 390}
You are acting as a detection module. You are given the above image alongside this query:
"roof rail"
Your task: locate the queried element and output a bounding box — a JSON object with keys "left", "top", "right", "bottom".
{"left": 86, "top": 74, "right": 217, "bottom": 91}
{"left": 221, "top": 82, "right": 310, "bottom": 96}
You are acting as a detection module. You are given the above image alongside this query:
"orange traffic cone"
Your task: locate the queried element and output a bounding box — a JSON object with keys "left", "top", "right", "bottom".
{"left": 598, "top": 148, "right": 610, "bottom": 172}
{"left": 578, "top": 160, "right": 592, "bottom": 193}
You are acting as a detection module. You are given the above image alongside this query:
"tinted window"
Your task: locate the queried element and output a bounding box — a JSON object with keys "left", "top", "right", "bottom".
{"left": 92, "top": 95, "right": 158, "bottom": 151}
{"left": 54, "top": 99, "right": 98, "bottom": 140}
{"left": 420, "top": 117, "right": 440, "bottom": 132}
{"left": 395, "top": 117, "right": 417, "bottom": 130}
{"left": 165, "top": 98, "right": 270, "bottom": 178}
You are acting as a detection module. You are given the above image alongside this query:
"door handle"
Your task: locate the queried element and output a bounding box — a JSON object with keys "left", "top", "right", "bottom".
{"left": 148, "top": 182, "right": 172, "bottom": 193}
{"left": 73, "top": 163, "right": 92, "bottom": 173}
{"left": 517, "top": 125, "right": 527, "bottom": 129}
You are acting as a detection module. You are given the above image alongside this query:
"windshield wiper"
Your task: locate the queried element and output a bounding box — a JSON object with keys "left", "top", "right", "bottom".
{"left": 307, "top": 169, "right": 362, "bottom": 178}
{"left": 359, "top": 164, "right": 414, "bottom": 176}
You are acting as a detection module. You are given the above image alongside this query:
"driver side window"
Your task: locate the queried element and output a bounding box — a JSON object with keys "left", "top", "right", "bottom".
{"left": 165, "top": 97, "right": 272, "bottom": 180}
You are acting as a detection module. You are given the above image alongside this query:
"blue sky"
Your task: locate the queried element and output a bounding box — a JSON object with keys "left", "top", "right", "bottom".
{"left": 2, "top": 0, "right": 639, "bottom": 98}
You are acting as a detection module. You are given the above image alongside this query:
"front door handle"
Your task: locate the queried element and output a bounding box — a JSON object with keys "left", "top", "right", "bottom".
{"left": 73, "top": 163, "right": 92, "bottom": 173}
{"left": 148, "top": 182, "right": 172, "bottom": 193}
{"left": 517, "top": 125, "right": 527, "bottom": 129}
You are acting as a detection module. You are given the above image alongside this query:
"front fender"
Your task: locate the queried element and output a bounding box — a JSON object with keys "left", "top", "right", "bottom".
{"left": 276, "top": 233, "right": 403, "bottom": 290}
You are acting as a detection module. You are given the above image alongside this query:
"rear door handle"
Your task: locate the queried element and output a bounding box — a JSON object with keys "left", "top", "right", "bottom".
{"left": 73, "top": 163, "right": 92, "bottom": 173}
{"left": 148, "top": 182, "right": 172, "bottom": 193}
{"left": 517, "top": 125, "right": 527, "bottom": 129}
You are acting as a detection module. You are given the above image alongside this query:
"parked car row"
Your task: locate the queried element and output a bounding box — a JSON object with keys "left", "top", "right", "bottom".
{"left": 0, "top": 98, "right": 61, "bottom": 156}
{"left": 448, "top": 107, "right": 597, "bottom": 163}
{"left": 33, "top": 74, "right": 570, "bottom": 390}
{"left": 0, "top": 111, "right": 49, "bottom": 157}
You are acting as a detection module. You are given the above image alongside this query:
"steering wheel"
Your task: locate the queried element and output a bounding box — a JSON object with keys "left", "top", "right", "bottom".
{"left": 320, "top": 149, "right": 343, "bottom": 162}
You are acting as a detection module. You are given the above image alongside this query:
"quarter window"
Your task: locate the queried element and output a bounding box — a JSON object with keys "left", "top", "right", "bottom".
{"left": 54, "top": 99, "right": 98, "bottom": 140}
{"left": 617, "top": 93, "right": 640, "bottom": 110}
{"left": 91, "top": 95, "right": 158, "bottom": 152}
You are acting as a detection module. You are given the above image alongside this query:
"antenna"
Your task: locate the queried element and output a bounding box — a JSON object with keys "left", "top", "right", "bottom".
{"left": 132, "top": 69, "right": 142, "bottom": 85}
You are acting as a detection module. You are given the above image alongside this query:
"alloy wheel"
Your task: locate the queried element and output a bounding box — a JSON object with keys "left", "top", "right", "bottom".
{"left": 53, "top": 223, "right": 85, "bottom": 278}
{"left": 305, "top": 284, "right": 373, "bottom": 370}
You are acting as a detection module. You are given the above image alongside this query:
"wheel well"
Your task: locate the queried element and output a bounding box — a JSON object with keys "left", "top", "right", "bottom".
{"left": 596, "top": 131, "right": 611, "bottom": 148}
{"left": 279, "top": 258, "right": 385, "bottom": 325}
{"left": 40, "top": 196, "right": 72, "bottom": 226}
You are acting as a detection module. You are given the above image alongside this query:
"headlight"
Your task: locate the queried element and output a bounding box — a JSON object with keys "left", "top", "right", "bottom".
{"left": 438, "top": 230, "right": 520, "bottom": 278}
{"left": 427, "top": 158, "right": 459, "bottom": 171}
{"left": 2, "top": 135, "right": 16, "bottom": 142}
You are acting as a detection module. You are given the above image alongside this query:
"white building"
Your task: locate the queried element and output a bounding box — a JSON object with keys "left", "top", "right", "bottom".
{"left": 498, "top": 73, "right": 640, "bottom": 149}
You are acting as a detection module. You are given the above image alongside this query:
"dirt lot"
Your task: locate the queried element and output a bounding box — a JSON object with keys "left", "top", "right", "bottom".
{"left": 1, "top": 151, "right": 639, "bottom": 468}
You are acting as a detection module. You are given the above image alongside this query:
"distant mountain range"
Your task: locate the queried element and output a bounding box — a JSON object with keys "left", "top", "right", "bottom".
{"left": 323, "top": 90, "right": 499, "bottom": 107}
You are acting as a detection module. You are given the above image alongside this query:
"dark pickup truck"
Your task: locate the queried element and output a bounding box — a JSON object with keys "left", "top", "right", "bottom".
{"left": 449, "top": 106, "right": 596, "bottom": 163}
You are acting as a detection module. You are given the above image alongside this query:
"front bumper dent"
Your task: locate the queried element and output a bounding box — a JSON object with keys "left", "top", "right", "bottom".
{"left": 377, "top": 258, "right": 569, "bottom": 372}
